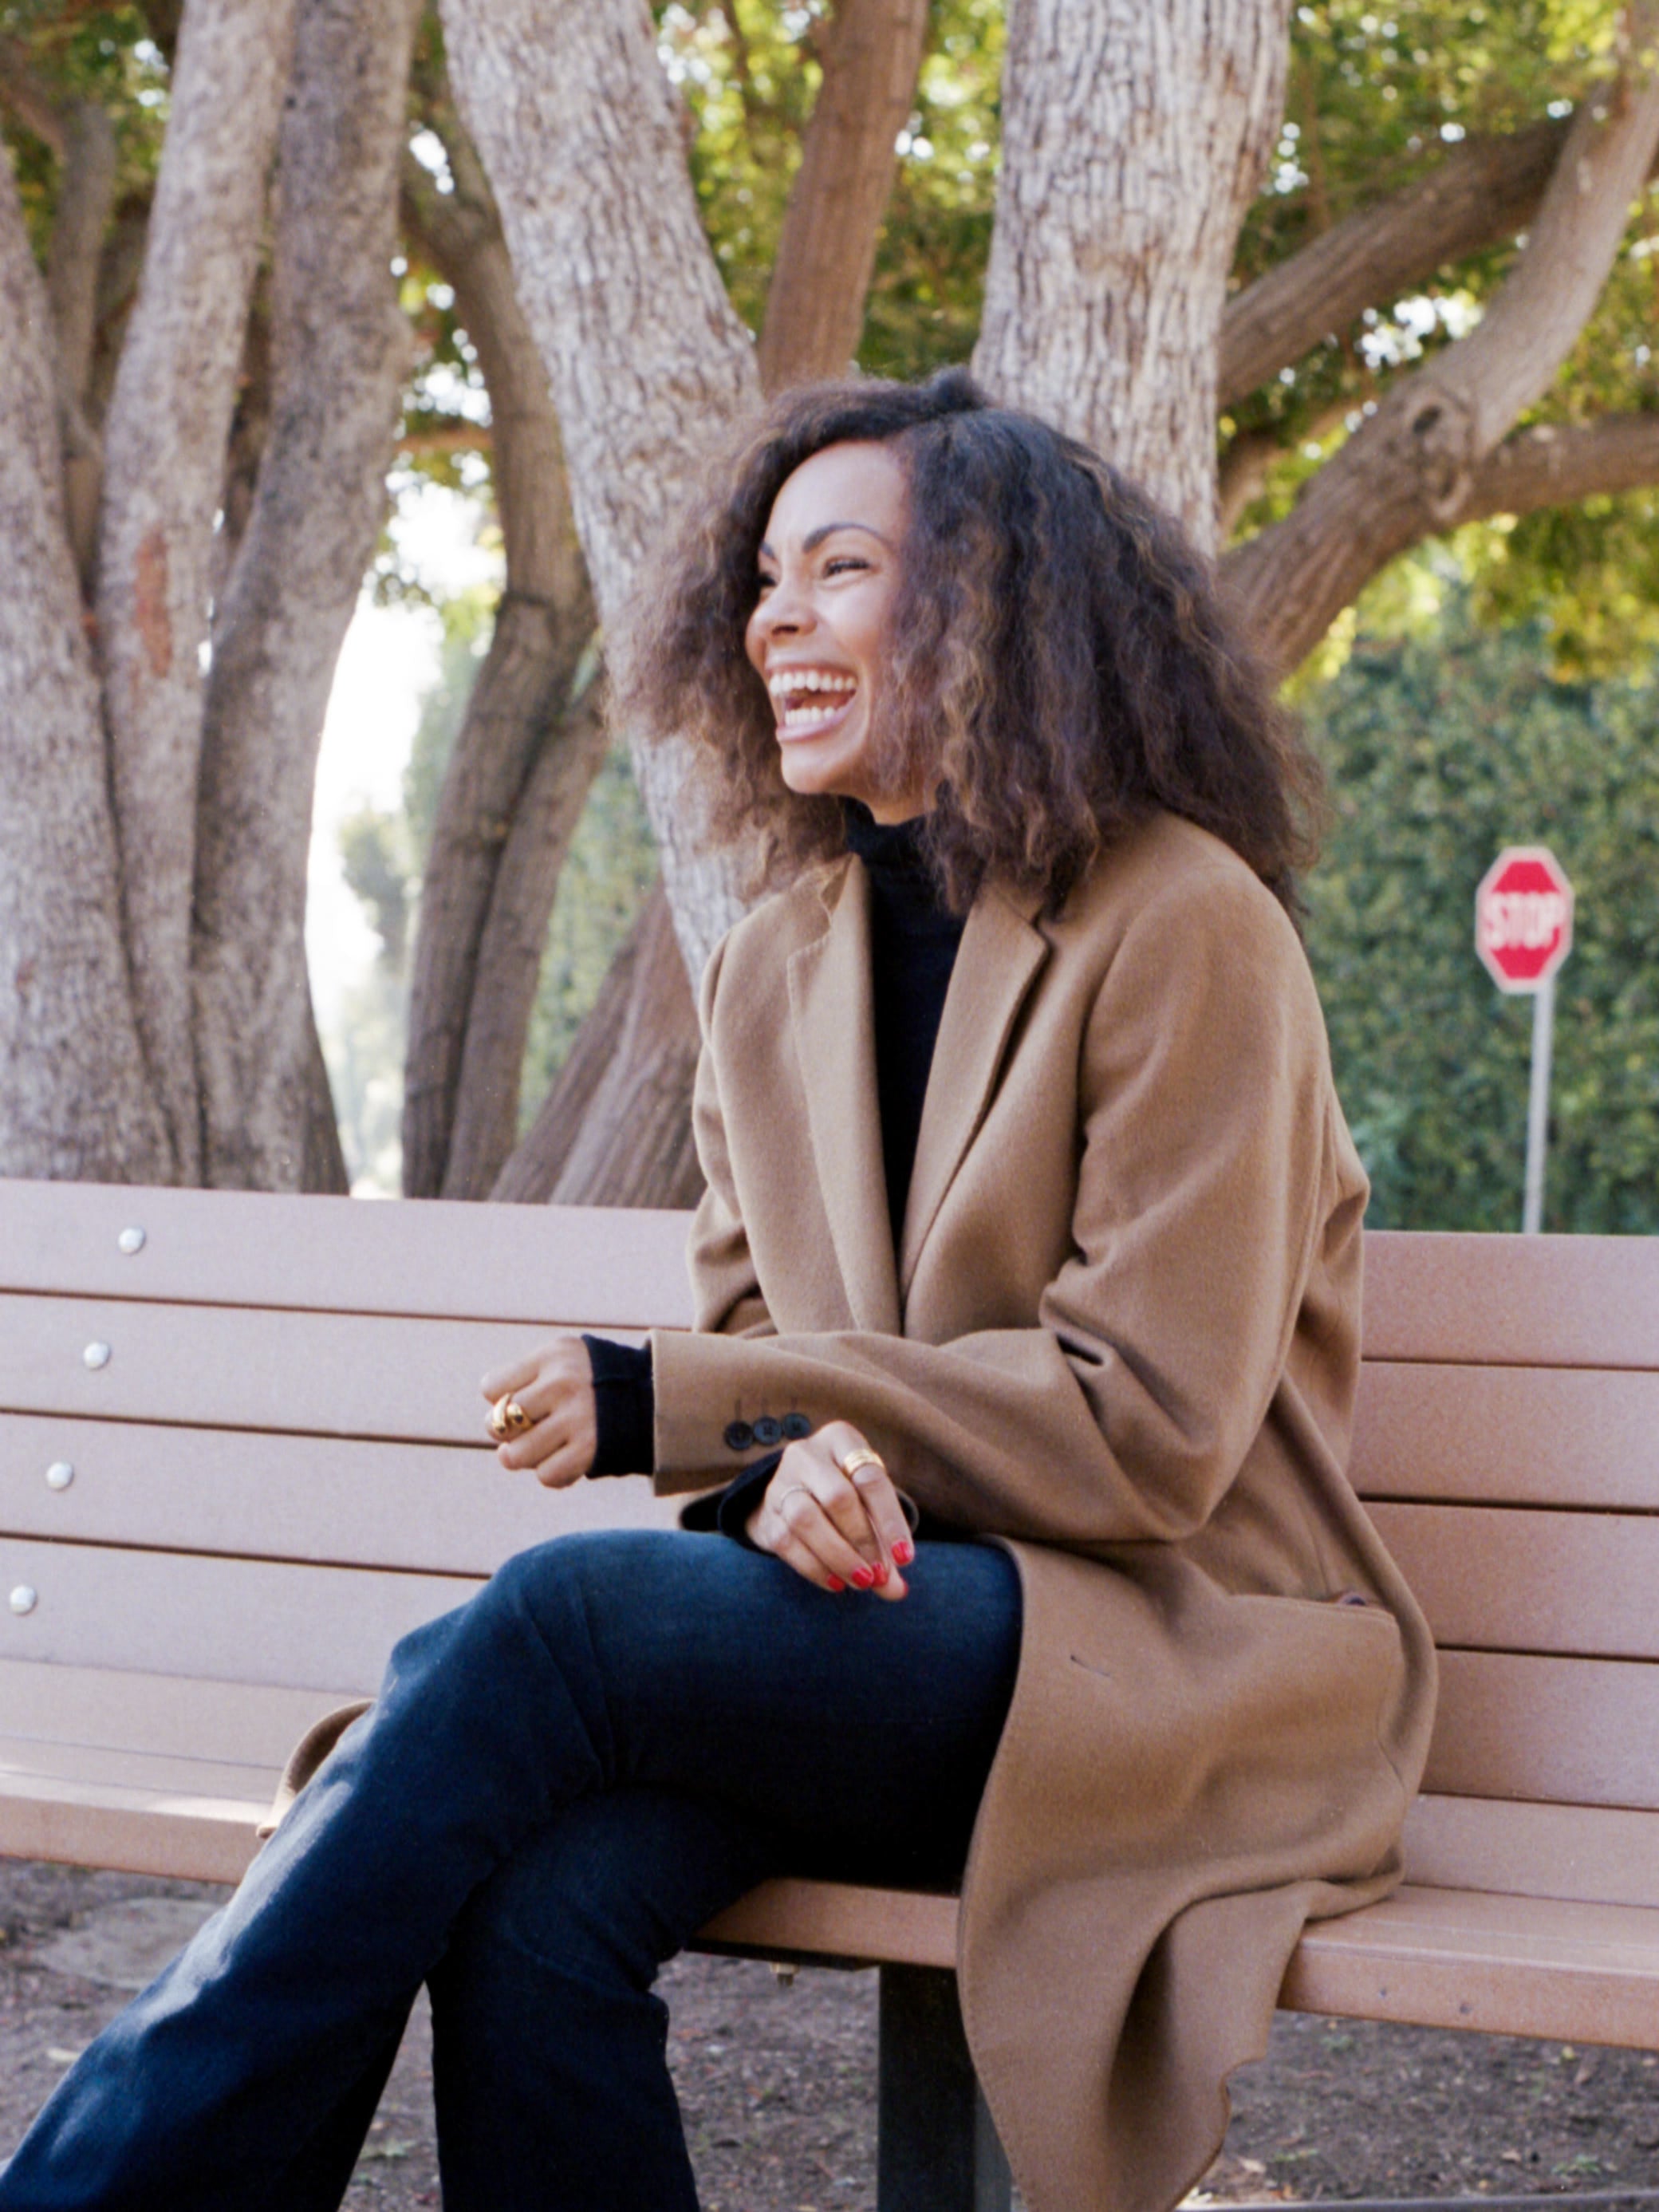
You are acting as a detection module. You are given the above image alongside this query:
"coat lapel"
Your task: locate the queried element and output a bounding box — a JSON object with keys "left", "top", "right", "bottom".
{"left": 898, "top": 882, "right": 1050, "bottom": 1299}
{"left": 787, "top": 861, "right": 903, "bottom": 1335}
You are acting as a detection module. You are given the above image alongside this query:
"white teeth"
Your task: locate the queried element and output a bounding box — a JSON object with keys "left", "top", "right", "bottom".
{"left": 781, "top": 700, "right": 849, "bottom": 729}
{"left": 767, "top": 668, "right": 857, "bottom": 700}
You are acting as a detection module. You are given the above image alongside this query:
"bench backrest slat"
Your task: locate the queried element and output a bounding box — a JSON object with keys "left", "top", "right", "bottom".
{"left": 0, "top": 1294, "right": 644, "bottom": 1445}
{"left": 1353, "top": 1363, "right": 1659, "bottom": 1508}
{"left": 0, "top": 1414, "right": 680, "bottom": 1577}
{"left": 1363, "top": 1229, "right": 1659, "bottom": 1368}
{"left": 0, "top": 1181, "right": 694, "bottom": 1327}
{"left": 1428, "top": 1649, "right": 1659, "bottom": 1811}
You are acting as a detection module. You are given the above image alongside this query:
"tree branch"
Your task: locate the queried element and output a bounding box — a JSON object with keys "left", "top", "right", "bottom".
{"left": 1224, "top": 13, "right": 1659, "bottom": 675}
{"left": 0, "top": 37, "right": 66, "bottom": 157}
{"left": 1220, "top": 119, "right": 1569, "bottom": 408}
{"left": 757, "top": 0, "right": 930, "bottom": 392}
{"left": 93, "top": 0, "right": 301, "bottom": 1180}
{"left": 1459, "top": 410, "right": 1659, "bottom": 522}
{"left": 45, "top": 98, "right": 117, "bottom": 584}
{"left": 191, "top": 0, "right": 422, "bottom": 1192}
{"left": 398, "top": 120, "right": 602, "bottom": 1201}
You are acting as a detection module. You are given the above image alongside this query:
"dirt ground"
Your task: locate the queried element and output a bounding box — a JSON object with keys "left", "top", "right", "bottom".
{"left": 5, "top": 1859, "right": 1659, "bottom": 2209}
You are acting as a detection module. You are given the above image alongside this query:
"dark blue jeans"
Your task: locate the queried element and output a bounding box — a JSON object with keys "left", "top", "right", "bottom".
{"left": 0, "top": 1529, "right": 1022, "bottom": 2211}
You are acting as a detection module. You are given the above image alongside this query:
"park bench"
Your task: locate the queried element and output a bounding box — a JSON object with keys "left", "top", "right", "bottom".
{"left": 2, "top": 1175, "right": 1658, "bottom": 2210}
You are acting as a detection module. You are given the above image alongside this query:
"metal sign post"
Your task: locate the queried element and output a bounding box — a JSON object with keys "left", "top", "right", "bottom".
{"left": 1475, "top": 846, "right": 1574, "bottom": 1236}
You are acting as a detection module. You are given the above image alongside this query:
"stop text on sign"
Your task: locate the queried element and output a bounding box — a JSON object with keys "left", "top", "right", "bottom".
{"left": 1475, "top": 846, "right": 1574, "bottom": 993}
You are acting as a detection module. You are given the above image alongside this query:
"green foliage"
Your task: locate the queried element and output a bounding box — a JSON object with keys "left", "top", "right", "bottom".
{"left": 1226, "top": 0, "right": 1659, "bottom": 670}
{"left": 1302, "top": 597, "right": 1659, "bottom": 1232}
{"left": 1, "top": 3, "right": 167, "bottom": 247}
{"left": 656, "top": 0, "right": 1001, "bottom": 381}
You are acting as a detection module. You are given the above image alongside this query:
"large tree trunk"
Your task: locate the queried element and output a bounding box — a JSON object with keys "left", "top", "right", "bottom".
{"left": 756, "top": 0, "right": 930, "bottom": 394}
{"left": 399, "top": 124, "right": 600, "bottom": 1201}
{"left": 972, "top": 0, "right": 1291, "bottom": 546}
{"left": 190, "top": 0, "right": 421, "bottom": 1193}
{"left": 1224, "top": 19, "right": 1659, "bottom": 674}
{"left": 93, "top": 0, "right": 301, "bottom": 1181}
{"left": 493, "top": 881, "right": 703, "bottom": 1208}
{"left": 447, "top": 0, "right": 946, "bottom": 1205}
{"left": 439, "top": 0, "right": 759, "bottom": 985}
{"left": 0, "top": 142, "right": 171, "bottom": 1181}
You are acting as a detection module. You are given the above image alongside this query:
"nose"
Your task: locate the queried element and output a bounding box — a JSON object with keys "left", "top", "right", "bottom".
{"left": 754, "top": 568, "right": 814, "bottom": 641}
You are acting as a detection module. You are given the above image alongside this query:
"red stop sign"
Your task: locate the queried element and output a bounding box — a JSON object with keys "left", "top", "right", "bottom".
{"left": 1476, "top": 846, "right": 1574, "bottom": 992}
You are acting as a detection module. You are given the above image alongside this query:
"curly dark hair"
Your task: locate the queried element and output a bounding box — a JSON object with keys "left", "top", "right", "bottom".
{"left": 613, "top": 367, "right": 1322, "bottom": 917}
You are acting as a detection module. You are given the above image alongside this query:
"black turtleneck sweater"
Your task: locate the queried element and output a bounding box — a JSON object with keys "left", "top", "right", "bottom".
{"left": 584, "top": 802, "right": 964, "bottom": 1510}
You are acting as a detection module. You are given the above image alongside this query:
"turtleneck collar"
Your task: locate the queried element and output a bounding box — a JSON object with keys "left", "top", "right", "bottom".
{"left": 841, "top": 798, "right": 957, "bottom": 932}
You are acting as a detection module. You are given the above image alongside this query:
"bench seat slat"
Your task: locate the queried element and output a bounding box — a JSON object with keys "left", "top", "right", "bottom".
{"left": 1428, "top": 1649, "right": 1659, "bottom": 1811}
{"left": 1283, "top": 1885, "right": 1659, "bottom": 2048}
{"left": 1354, "top": 1364, "right": 1659, "bottom": 1508}
{"left": 0, "top": 1295, "right": 644, "bottom": 1446}
{"left": 1369, "top": 1503, "right": 1659, "bottom": 1659}
{"left": 1, "top": 1414, "right": 684, "bottom": 1573}
{"left": 1403, "top": 1792, "right": 1659, "bottom": 1910}
{"left": 0, "top": 1540, "right": 475, "bottom": 1692}
{"left": 0, "top": 1181, "right": 695, "bottom": 1328}
{"left": 1363, "top": 1232, "right": 1659, "bottom": 1369}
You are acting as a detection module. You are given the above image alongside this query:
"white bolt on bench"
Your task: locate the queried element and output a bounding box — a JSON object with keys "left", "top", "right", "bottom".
{"left": 3, "top": 1176, "right": 1659, "bottom": 2207}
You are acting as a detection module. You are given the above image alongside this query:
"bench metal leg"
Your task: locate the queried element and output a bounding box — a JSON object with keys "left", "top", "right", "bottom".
{"left": 877, "top": 1962, "right": 1013, "bottom": 2212}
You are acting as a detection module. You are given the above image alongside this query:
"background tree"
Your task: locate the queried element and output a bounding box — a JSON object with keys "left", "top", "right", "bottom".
{"left": 6, "top": 0, "right": 1659, "bottom": 1214}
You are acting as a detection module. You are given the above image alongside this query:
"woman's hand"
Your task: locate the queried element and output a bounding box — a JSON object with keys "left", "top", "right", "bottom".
{"left": 746, "top": 1423, "right": 915, "bottom": 1599}
{"left": 480, "top": 1336, "right": 597, "bottom": 1489}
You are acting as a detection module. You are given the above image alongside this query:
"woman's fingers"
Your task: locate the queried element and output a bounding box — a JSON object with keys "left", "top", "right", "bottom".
{"left": 768, "top": 1478, "right": 883, "bottom": 1591}
{"left": 751, "top": 1429, "right": 911, "bottom": 1599}
{"left": 479, "top": 1350, "right": 541, "bottom": 1404}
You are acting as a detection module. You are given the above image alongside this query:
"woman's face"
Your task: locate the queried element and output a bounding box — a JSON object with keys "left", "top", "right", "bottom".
{"left": 744, "top": 440, "right": 925, "bottom": 823}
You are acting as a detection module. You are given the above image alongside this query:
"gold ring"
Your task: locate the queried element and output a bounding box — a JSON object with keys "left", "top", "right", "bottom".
{"left": 488, "top": 1394, "right": 534, "bottom": 1442}
{"left": 775, "top": 1484, "right": 811, "bottom": 1508}
{"left": 837, "top": 1446, "right": 885, "bottom": 1481}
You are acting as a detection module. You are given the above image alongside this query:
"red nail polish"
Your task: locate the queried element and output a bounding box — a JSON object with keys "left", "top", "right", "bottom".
{"left": 827, "top": 1576, "right": 845, "bottom": 1593}
{"left": 872, "top": 1560, "right": 890, "bottom": 1588}
{"left": 851, "top": 1564, "right": 875, "bottom": 1590}
{"left": 893, "top": 1539, "right": 914, "bottom": 1567}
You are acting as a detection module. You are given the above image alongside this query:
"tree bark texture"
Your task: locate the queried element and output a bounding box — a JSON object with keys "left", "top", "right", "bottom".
{"left": 756, "top": 0, "right": 930, "bottom": 393}
{"left": 93, "top": 0, "right": 301, "bottom": 1181}
{"left": 186, "top": 0, "right": 420, "bottom": 1192}
{"left": 1224, "top": 21, "right": 1659, "bottom": 676}
{"left": 439, "top": 0, "right": 760, "bottom": 982}
{"left": 45, "top": 98, "right": 117, "bottom": 582}
{"left": 443, "top": 687, "right": 613, "bottom": 1200}
{"left": 399, "top": 131, "right": 601, "bottom": 1201}
{"left": 0, "top": 145, "right": 171, "bottom": 1181}
{"left": 972, "top": 0, "right": 1291, "bottom": 548}
{"left": 492, "top": 879, "right": 704, "bottom": 1208}
{"left": 1460, "top": 411, "right": 1659, "bottom": 522}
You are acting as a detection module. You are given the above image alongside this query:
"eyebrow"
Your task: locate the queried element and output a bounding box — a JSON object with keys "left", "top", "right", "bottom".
{"left": 758, "top": 522, "right": 893, "bottom": 561}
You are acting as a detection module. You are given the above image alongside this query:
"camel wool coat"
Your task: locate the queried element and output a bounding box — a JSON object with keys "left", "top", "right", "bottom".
{"left": 648, "top": 809, "right": 1438, "bottom": 2212}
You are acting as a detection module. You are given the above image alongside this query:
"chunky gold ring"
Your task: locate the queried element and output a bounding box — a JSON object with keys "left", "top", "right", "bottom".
{"left": 487, "top": 1394, "right": 534, "bottom": 1443}
{"left": 837, "top": 1446, "right": 885, "bottom": 1482}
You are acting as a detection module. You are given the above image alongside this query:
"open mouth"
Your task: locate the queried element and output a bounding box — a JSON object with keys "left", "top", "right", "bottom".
{"left": 767, "top": 667, "right": 857, "bottom": 738}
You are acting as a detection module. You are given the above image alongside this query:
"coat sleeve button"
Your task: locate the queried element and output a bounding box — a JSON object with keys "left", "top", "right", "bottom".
{"left": 781, "top": 1413, "right": 812, "bottom": 1441}
{"left": 751, "top": 1417, "right": 782, "bottom": 1447}
{"left": 723, "top": 1420, "right": 754, "bottom": 1452}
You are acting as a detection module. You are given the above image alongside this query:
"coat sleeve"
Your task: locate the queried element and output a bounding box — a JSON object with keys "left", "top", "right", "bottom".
{"left": 652, "top": 867, "right": 1346, "bottom": 1546}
